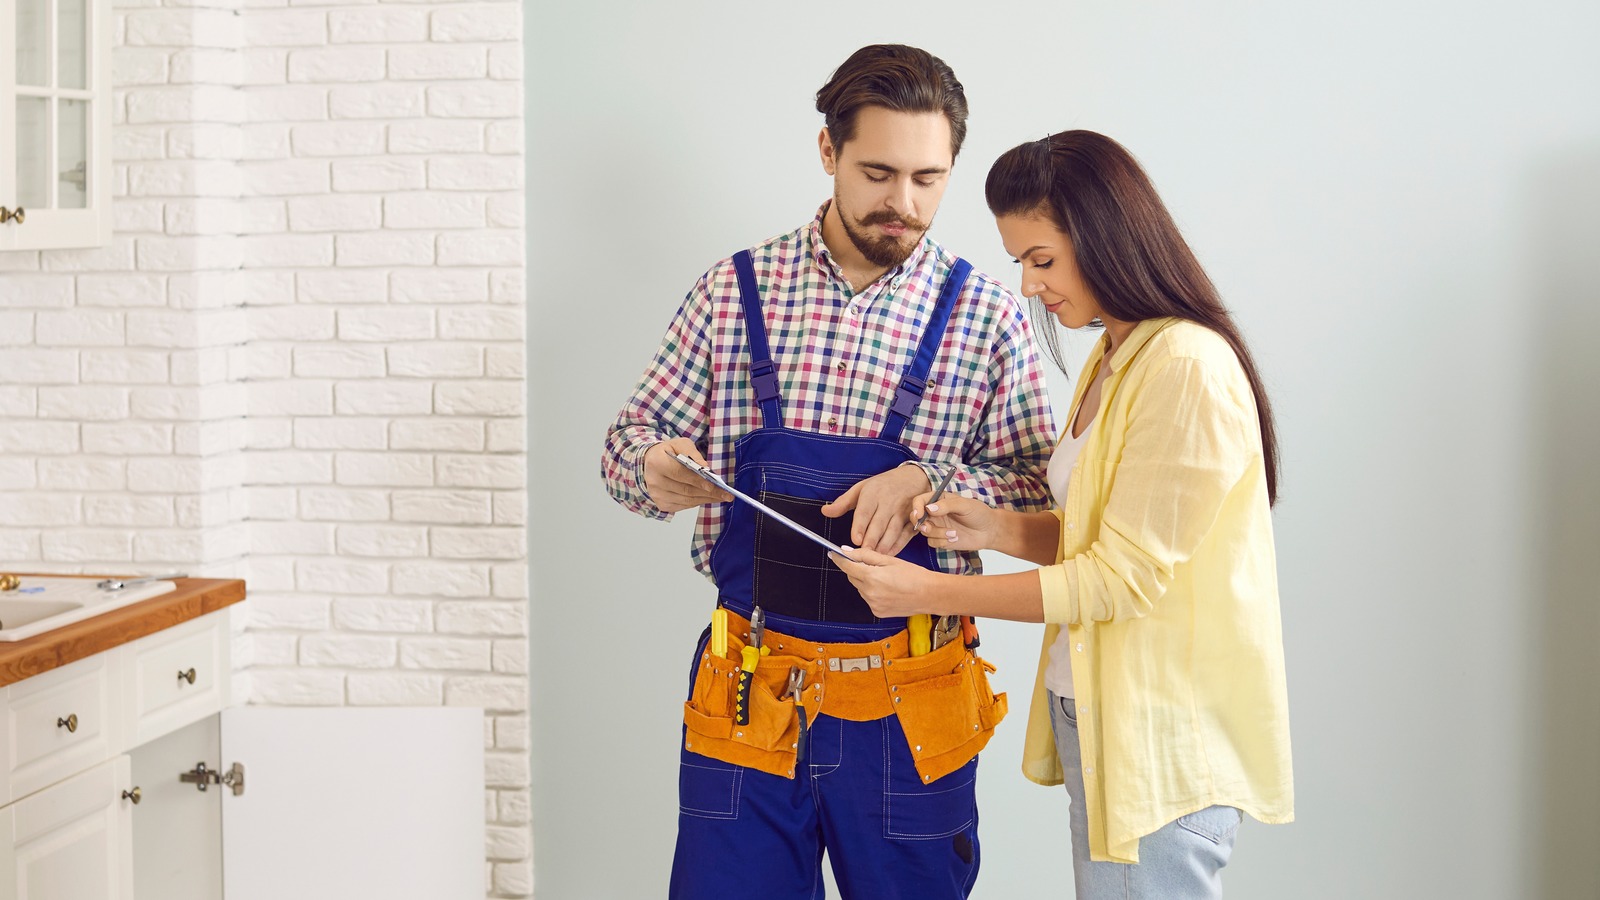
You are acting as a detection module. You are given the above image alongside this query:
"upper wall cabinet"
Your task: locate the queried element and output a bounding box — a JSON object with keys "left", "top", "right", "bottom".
{"left": 0, "top": 0, "right": 112, "bottom": 251}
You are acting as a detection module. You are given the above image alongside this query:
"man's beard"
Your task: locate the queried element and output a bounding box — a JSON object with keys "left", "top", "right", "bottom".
{"left": 835, "top": 194, "right": 930, "bottom": 269}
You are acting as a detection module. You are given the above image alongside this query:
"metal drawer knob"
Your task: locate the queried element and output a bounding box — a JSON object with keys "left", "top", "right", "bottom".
{"left": 122, "top": 787, "right": 142, "bottom": 805}
{"left": 0, "top": 207, "right": 24, "bottom": 225}
{"left": 179, "top": 667, "right": 196, "bottom": 685}
{"left": 57, "top": 713, "right": 79, "bottom": 733}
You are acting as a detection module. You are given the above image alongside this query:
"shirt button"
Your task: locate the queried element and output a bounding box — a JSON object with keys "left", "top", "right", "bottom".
{"left": 836, "top": 362, "right": 846, "bottom": 373}
{"left": 1085, "top": 766, "right": 1093, "bottom": 775}
{"left": 1075, "top": 643, "right": 1084, "bottom": 653}
{"left": 827, "top": 418, "right": 838, "bottom": 432}
{"left": 1066, "top": 521, "right": 1075, "bottom": 530}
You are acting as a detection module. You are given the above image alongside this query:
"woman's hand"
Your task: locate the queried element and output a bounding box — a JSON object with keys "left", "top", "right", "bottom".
{"left": 829, "top": 546, "right": 942, "bottom": 619}
{"left": 911, "top": 490, "right": 1002, "bottom": 552}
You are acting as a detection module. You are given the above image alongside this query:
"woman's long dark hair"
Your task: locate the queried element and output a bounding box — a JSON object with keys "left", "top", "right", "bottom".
{"left": 986, "top": 130, "right": 1280, "bottom": 505}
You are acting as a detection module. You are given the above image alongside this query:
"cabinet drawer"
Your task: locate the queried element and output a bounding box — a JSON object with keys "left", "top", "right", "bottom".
{"left": 127, "top": 612, "right": 227, "bottom": 745}
{"left": 5, "top": 653, "right": 121, "bottom": 802}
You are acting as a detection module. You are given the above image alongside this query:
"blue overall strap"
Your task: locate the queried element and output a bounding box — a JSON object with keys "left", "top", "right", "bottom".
{"left": 732, "top": 250, "right": 783, "bottom": 428}
{"left": 879, "top": 258, "right": 973, "bottom": 443}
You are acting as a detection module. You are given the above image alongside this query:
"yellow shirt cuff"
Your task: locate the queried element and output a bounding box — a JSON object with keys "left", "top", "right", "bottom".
{"left": 1037, "top": 565, "right": 1072, "bottom": 624}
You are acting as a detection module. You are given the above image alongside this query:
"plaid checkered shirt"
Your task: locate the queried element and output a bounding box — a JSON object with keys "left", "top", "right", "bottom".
{"left": 603, "top": 203, "right": 1057, "bottom": 580}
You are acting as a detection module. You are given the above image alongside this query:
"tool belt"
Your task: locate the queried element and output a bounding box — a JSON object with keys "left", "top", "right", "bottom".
{"left": 683, "top": 610, "right": 1007, "bottom": 782}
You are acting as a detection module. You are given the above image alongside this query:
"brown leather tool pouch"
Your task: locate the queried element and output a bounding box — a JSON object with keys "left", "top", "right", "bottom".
{"left": 884, "top": 637, "right": 1009, "bottom": 783}
{"left": 682, "top": 643, "right": 820, "bottom": 780}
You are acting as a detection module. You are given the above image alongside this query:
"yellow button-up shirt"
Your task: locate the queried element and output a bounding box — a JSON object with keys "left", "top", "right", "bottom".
{"left": 1026, "top": 317, "right": 1294, "bottom": 863}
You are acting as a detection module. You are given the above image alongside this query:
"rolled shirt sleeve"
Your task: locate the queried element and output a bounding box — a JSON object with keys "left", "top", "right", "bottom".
{"left": 600, "top": 277, "right": 716, "bottom": 521}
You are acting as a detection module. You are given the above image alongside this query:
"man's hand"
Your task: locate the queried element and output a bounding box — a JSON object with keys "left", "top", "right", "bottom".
{"left": 641, "top": 438, "right": 734, "bottom": 513}
{"left": 820, "top": 464, "right": 932, "bottom": 555}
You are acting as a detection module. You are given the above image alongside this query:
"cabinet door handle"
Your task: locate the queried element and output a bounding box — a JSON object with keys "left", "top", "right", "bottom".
{"left": 57, "top": 713, "right": 79, "bottom": 733}
{"left": 178, "top": 667, "right": 197, "bottom": 685}
{"left": 0, "top": 207, "right": 24, "bottom": 225}
{"left": 122, "top": 787, "right": 142, "bottom": 805}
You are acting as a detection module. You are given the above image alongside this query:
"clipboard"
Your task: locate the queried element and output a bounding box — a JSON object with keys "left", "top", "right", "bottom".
{"left": 674, "top": 453, "right": 851, "bottom": 556}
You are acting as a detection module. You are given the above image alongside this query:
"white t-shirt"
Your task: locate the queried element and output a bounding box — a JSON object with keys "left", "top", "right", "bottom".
{"left": 1043, "top": 423, "right": 1091, "bottom": 698}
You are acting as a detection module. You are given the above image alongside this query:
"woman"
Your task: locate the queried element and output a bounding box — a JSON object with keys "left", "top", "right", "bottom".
{"left": 831, "top": 130, "right": 1293, "bottom": 898}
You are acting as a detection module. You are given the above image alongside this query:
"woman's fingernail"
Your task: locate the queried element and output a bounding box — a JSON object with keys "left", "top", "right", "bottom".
{"left": 927, "top": 504, "right": 938, "bottom": 513}
{"left": 948, "top": 535, "right": 959, "bottom": 543}
{"left": 945, "top": 530, "right": 957, "bottom": 539}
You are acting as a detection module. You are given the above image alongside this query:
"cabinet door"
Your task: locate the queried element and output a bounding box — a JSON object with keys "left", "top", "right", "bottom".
{"left": 0, "top": 0, "right": 112, "bottom": 250}
{"left": 122, "top": 707, "right": 484, "bottom": 900}
{"left": 0, "top": 755, "right": 135, "bottom": 900}
{"left": 220, "top": 707, "right": 485, "bottom": 900}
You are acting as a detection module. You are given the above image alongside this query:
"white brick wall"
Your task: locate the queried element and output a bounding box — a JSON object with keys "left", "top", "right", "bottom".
{"left": 0, "top": 0, "right": 528, "bottom": 894}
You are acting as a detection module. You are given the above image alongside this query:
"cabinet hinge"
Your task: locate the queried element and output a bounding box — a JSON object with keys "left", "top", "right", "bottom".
{"left": 179, "top": 761, "right": 245, "bottom": 796}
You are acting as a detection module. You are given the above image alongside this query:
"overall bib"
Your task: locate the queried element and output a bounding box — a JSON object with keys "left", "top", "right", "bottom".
{"left": 670, "top": 251, "right": 1008, "bottom": 900}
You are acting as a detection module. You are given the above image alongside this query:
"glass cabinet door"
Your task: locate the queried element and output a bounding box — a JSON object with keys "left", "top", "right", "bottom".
{"left": 2, "top": 0, "right": 111, "bottom": 250}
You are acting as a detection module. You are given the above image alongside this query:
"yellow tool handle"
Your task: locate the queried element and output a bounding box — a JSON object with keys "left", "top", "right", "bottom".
{"left": 739, "top": 644, "right": 770, "bottom": 673}
{"left": 908, "top": 614, "right": 932, "bottom": 656}
{"left": 711, "top": 608, "right": 728, "bottom": 657}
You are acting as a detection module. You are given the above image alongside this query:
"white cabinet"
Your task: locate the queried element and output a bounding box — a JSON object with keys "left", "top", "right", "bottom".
{"left": 0, "top": 606, "right": 486, "bottom": 900}
{"left": 0, "top": 609, "right": 230, "bottom": 900}
{"left": 0, "top": 0, "right": 113, "bottom": 250}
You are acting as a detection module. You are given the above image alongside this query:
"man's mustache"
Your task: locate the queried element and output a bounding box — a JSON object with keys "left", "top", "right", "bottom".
{"left": 858, "top": 210, "right": 929, "bottom": 232}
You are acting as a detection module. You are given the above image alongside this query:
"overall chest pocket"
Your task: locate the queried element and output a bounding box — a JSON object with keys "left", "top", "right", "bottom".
{"left": 750, "top": 490, "right": 872, "bottom": 623}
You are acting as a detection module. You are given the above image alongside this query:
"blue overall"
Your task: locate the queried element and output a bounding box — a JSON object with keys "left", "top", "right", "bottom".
{"left": 669, "top": 251, "right": 981, "bottom": 899}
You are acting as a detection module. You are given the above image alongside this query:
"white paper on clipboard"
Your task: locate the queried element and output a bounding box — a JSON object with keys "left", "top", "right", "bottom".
{"left": 673, "top": 453, "right": 851, "bottom": 556}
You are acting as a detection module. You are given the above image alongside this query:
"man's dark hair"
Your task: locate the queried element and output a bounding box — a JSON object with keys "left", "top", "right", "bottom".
{"left": 815, "top": 44, "right": 968, "bottom": 159}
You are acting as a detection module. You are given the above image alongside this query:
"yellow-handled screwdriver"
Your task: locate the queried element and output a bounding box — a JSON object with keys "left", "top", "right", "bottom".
{"left": 908, "top": 613, "right": 932, "bottom": 657}
{"left": 711, "top": 607, "right": 729, "bottom": 658}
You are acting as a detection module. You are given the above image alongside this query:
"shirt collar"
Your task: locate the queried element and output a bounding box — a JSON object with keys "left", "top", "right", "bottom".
{"left": 806, "top": 200, "right": 931, "bottom": 293}
{"left": 1100, "top": 317, "right": 1178, "bottom": 372}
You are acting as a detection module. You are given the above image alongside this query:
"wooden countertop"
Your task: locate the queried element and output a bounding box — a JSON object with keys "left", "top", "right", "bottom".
{"left": 0, "top": 577, "right": 246, "bottom": 688}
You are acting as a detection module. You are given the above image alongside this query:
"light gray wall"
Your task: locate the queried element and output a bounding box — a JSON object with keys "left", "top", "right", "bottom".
{"left": 529, "top": 2, "right": 1600, "bottom": 897}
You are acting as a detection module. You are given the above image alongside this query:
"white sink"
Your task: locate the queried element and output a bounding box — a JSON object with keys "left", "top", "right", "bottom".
{"left": 0, "top": 577, "right": 179, "bottom": 642}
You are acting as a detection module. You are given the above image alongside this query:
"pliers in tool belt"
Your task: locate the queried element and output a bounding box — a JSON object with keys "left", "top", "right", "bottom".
{"left": 785, "top": 666, "right": 809, "bottom": 761}
{"left": 735, "top": 606, "right": 767, "bottom": 726}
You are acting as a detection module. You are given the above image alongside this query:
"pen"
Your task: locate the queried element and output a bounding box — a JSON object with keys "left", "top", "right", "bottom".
{"left": 914, "top": 466, "right": 958, "bottom": 532}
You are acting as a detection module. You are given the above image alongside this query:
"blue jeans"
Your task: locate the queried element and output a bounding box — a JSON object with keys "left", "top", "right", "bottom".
{"left": 1048, "top": 691, "right": 1240, "bottom": 899}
